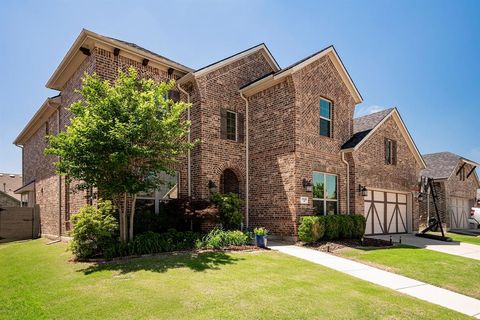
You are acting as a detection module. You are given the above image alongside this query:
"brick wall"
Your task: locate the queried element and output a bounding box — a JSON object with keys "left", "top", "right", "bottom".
{"left": 349, "top": 115, "right": 422, "bottom": 231}
{"left": 185, "top": 50, "right": 276, "bottom": 207}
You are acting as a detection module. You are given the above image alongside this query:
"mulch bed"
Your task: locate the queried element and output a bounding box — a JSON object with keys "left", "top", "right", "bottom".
{"left": 302, "top": 237, "right": 393, "bottom": 253}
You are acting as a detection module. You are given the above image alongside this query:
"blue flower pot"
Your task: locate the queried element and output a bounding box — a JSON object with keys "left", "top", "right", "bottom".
{"left": 255, "top": 235, "right": 267, "bottom": 248}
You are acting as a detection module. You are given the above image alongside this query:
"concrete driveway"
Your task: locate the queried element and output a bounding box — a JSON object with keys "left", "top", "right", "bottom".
{"left": 369, "top": 234, "right": 480, "bottom": 261}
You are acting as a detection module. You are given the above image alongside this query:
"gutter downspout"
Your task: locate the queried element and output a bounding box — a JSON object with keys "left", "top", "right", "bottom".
{"left": 239, "top": 92, "right": 249, "bottom": 228}
{"left": 177, "top": 83, "right": 192, "bottom": 198}
{"left": 341, "top": 152, "right": 350, "bottom": 214}
{"left": 57, "top": 106, "right": 62, "bottom": 239}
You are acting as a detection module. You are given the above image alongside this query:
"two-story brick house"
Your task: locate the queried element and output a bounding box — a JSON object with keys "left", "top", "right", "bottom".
{"left": 14, "top": 29, "right": 427, "bottom": 239}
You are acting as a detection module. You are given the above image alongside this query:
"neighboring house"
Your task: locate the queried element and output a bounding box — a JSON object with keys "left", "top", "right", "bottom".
{"left": 13, "top": 28, "right": 446, "bottom": 239}
{"left": 0, "top": 173, "right": 22, "bottom": 207}
{"left": 419, "top": 152, "right": 480, "bottom": 230}
{"left": 341, "top": 108, "right": 426, "bottom": 235}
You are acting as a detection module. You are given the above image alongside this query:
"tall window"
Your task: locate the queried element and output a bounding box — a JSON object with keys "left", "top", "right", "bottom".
{"left": 385, "top": 138, "right": 397, "bottom": 165}
{"left": 226, "top": 111, "right": 237, "bottom": 141}
{"left": 137, "top": 171, "right": 179, "bottom": 214}
{"left": 320, "top": 98, "right": 332, "bottom": 137}
{"left": 312, "top": 172, "right": 337, "bottom": 215}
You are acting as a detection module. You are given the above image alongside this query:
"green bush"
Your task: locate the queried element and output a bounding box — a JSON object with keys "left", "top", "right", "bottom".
{"left": 322, "top": 215, "right": 341, "bottom": 240}
{"left": 197, "top": 228, "right": 249, "bottom": 249}
{"left": 298, "top": 216, "right": 325, "bottom": 243}
{"left": 104, "top": 229, "right": 201, "bottom": 259}
{"left": 351, "top": 215, "right": 367, "bottom": 239}
{"left": 254, "top": 227, "right": 268, "bottom": 236}
{"left": 299, "top": 214, "right": 366, "bottom": 242}
{"left": 210, "top": 192, "right": 243, "bottom": 230}
{"left": 69, "top": 200, "right": 118, "bottom": 259}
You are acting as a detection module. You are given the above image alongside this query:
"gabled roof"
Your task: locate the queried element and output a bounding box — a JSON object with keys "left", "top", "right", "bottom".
{"left": 239, "top": 46, "right": 363, "bottom": 104}
{"left": 341, "top": 108, "right": 426, "bottom": 168}
{"left": 13, "top": 95, "right": 61, "bottom": 146}
{"left": 47, "top": 29, "right": 193, "bottom": 90}
{"left": 421, "top": 152, "right": 480, "bottom": 184}
{"left": 177, "top": 43, "right": 280, "bottom": 85}
{"left": 0, "top": 190, "right": 20, "bottom": 205}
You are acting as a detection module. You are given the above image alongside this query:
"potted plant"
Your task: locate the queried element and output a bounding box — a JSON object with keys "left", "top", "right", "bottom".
{"left": 254, "top": 227, "right": 268, "bottom": 248}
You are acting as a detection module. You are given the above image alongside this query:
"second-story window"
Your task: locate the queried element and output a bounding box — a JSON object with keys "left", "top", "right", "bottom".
{"left": 385, "top": 138, "right": 397, "bottom": 165}
{"left": 320, "top": 98, "right": 332, "bottom": 137}
{"left": 226, "top": 111, "right": 237, "bottom": 141}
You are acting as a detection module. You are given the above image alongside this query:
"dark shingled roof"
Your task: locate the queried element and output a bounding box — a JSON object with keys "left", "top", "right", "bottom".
{"left": 106, "top": 36, "right": 193, "bottom": 71}
{"left": 341, "top": 108, "right": 394, "bottom": 149}
{"left": 421, "top": 152, "right": 479, "bottom": 179}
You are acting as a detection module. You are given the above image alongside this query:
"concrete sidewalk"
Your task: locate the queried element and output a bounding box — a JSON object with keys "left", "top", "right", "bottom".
{"left": 370, "top": 234, "right": 480, "bottom": 261}
{"left": 270, "top": 243, "right": 480, "bottom": 319}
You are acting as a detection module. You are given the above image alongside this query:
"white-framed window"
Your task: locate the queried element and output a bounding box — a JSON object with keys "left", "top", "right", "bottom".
{"left": 312, "top": 172, "right": 338, "bottom": 215}
{"left": 137, "top": 171, "right": 179, "bottom": 213}
{"left": 226, "top": 110, "right": 237, "bottom": 141}
{"left": 319, "top": 98, "right": 332, "bottom": 137}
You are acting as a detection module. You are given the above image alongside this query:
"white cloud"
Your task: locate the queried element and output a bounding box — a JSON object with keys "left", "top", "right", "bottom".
{"left": 355, "top": 105, "right": 387, "bottom": 117}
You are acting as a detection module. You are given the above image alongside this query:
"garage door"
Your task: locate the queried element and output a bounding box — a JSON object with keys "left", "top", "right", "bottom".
{"left": 364, "top": 190, "right": 409, "bottom": 235}
{"left": 449, "top": 197, "right": 471, "bottom": 229}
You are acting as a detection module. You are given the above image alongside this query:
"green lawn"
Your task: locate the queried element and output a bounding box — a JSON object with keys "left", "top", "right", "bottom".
{"left": 0, "top": 240, "right": 470, "bottom": 320}
{"left": 438, "top": 232, "right": 480, "bottom": 245}
{"left": 339, "top": 245, "right": 480, "bottom": 300}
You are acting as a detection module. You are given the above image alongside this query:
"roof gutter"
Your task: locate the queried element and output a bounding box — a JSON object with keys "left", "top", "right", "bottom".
{"left": 177, "top": 83, "right": 192, "bottom": 198}
{"left": 239, "top": 91, "right": 250, "bottom": 228}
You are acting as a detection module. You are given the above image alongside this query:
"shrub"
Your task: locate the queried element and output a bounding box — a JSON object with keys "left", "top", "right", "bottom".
{"left": 351, "top": 215, "right": 366, "bottom": 239}
{"left": 197, "top": 228, "right": 249, "bottom": 249}
{"left": 69, "top": 200, "right": 118, "bottom": 259}
{"left": 321, "top": 215, "right": 341, "bottom": 240}
{"left": 104, "top": 229, "right": 202, "bottom": 259}
{"left": 298, "top": 216, "right": 325, "bottom": 243}
{"left": 253, "top": 227, "right": 268, "bottom": 236}
{"left": 309, "top": 214, "right": 366, "bottom": 241}
{"left": 210, "top": 192, "right": 243, "bottom": 230}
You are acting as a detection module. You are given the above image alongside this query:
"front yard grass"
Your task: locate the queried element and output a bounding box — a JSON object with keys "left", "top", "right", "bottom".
{"left": 0, "top": 239, "right": 470, "bottom": 320}
{"left": 437, "top": 232, "right": 480, "bottom": 245}
{"left": 339, "top": 244, "right": 480, "bottom": 300}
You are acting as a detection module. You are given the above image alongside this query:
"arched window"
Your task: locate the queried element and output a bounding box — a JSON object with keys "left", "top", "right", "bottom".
{"left": 220, "top": 169, "right": 239, "bottom": 195}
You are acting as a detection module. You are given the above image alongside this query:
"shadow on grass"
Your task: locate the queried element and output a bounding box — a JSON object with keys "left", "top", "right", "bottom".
{"left": 79, "top": 251, "right": 244, "bottom": 275}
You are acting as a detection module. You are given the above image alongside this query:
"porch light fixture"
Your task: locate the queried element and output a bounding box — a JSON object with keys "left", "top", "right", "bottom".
{"left": 208, "top": 180, "right": 217, "bottom": 191}
{"left": 417, "top": 193, "right": 424, "bottom": 202}
{"left": 302, "top": 178, "right": 313, "bottom": 192}
{"left": 358, "top": 184, "right": 368, "bottom": 197}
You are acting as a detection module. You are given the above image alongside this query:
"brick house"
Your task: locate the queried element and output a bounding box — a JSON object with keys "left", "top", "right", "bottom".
{"left": 419, "top": 152, "right": 480, "bottom": 230}
{"left": 15, "top": 29, "right": 428, "bottom": 239}
{"left": 0, "top": 173, "right": 22, "bottom": 207}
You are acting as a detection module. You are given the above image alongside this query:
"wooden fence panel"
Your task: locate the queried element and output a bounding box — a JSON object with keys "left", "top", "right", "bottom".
{"left": 0, "top": 206, "right": 38, "bottom": 241}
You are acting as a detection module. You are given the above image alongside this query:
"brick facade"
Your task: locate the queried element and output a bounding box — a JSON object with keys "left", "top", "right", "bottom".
{"left": 18, "top": 30, "right": 456, "bottom": 239}
{"left": 419, "top": 163, "right": 479, "bottom": 230}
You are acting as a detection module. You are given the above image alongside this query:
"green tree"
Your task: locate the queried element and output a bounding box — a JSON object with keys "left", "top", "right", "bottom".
{"left": 46, "top": 67, "right": 193, "bottom": 242}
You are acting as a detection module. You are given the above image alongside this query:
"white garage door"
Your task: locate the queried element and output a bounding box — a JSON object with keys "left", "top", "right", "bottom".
{"left": 364, "top": 190, "right": 409, "bottom": 235}
{"left": 449, "top": 197, "right": 471, "bottom": 229}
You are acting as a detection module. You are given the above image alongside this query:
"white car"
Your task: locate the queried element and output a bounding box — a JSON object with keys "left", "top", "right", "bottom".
{"left": 469, "top": 207, "right": 480, "bottom": 228}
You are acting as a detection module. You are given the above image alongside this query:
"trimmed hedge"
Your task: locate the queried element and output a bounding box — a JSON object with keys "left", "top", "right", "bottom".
{"left": 104, "top": 229, "right": 201, "bottom": 259}
{"left": 298, "top": 216, "right": 325, "bottom": 242}
{"left": 298, "top": 214, "right": 366, "bottom": 243}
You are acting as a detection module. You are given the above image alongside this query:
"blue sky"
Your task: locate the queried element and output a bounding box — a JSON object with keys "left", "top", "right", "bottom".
{"left": 0, "top": 0, "right": 479, "bottom": 174}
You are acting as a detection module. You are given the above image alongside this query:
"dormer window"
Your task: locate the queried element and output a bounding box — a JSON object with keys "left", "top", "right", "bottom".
{"left": 320, "top": 98, "right": 332, "bottom": 137}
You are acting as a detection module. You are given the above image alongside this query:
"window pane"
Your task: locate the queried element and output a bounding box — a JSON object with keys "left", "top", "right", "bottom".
{"left": 320, "top": 99, "right": 331, "bottom": 119}
{"left": 312, "top": 172, "right": 324, "bottom": 199}
{"left": 313, "top": 200, "right": 325, "bottom": 216}
{"left": 326, "top": 201, "right": 337, "bottom": 215}
{"left": 320, "top": 119, "right": 330, "bottom": 137}
{"left": 226, "top": 111, "right": 236, "bottom": 140}
{"left": 158, "top": 171, "right": 179, "bottom": 199}
{"left": 325, "top": 175, "right": 337, "bottom": 200}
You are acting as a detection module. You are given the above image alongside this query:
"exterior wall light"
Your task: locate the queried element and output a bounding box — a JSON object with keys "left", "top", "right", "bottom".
{"left": 414, "top": 192, "right": 424, "bottom": 202}
{"left": 302, "top": 178, "right": 313, "bottom": 192}
{"left": 358, "top": 184, "right": 368, "bottom": 197}
{"left": 208, "top": 180, "right": 217, "bottom": 191}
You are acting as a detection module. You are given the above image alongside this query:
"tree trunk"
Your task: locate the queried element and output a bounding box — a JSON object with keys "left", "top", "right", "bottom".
{"left": 129, "top": 194, "right": 137, "bottom": 241}
{"left": 121, "top": 193, "right": 128, "bottom": 242}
